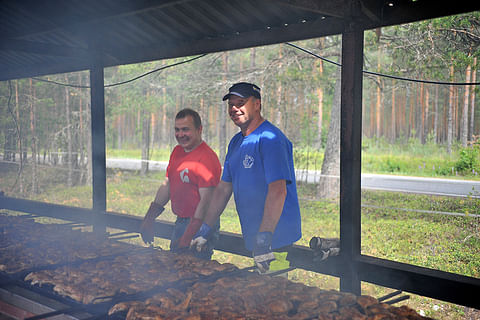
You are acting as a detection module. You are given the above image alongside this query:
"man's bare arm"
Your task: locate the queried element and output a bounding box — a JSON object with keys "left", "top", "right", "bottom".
{"left": 259, "top": 179, "right": 287, "bottom": 233}
{"left": 203, "top": 180, "right": 233, "bottom": 226}
{"left": 153, "top": 178, "right": 170, "bottom": 209}
{"left": 193, "top": 186, "right": 215, "bottom": 219}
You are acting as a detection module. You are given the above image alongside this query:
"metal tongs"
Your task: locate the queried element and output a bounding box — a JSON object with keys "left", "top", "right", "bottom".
{"left": 378, "top": 290, "right": 410, "bottom": 305}
{"left": 107, "top": 230, "right": 140, "bottom": 241}
{"left": 265, "top": 266, "right": 297, "bottom": 277}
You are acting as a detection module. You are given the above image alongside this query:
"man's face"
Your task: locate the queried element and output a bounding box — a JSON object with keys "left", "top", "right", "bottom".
{"left": 174, "top": 115, "right": 202, "bottom": 152}
{"left": 227, "top": 95, "right": 260, "bottom": 129}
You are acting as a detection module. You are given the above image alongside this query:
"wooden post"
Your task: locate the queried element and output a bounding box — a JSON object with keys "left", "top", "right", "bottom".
{"left": 339, "top": 19, "right": 364, "bottom": 295}
{"left": 89, "top": 46, "right": 106, "bottom": 234}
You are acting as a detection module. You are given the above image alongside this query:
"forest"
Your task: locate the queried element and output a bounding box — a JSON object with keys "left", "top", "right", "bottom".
{"left": 1, "top": 11, "right": 479, "bottom": 196}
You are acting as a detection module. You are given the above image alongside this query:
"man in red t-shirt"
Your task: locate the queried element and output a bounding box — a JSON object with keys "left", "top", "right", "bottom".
{"left": 140, "top": 108, "right": 221, "bottom": 259}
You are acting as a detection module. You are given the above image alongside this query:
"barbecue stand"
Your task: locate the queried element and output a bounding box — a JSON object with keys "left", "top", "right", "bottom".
{"left": 2, "top": 193, "right": 480, "bottom": 310}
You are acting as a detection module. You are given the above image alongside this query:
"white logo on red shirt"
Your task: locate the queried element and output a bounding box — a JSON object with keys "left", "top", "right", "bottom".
{"left": 180, "top": 168, "right": 190, "bottom": 183}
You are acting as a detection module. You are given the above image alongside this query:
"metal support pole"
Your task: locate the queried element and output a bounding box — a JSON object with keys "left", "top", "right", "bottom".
{"left": 339, "top": 21, "right": 364, "bottom": 294}
{"left": 89, "top": 48, "right": 106, "bottom": 234}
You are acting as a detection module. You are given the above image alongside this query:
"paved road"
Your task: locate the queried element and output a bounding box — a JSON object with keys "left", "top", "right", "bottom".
{"left": 107, "top": 159, "right": 480, "bottom": 198}
{"left": 361, "top": 173, "right": 480, "bottom": 198}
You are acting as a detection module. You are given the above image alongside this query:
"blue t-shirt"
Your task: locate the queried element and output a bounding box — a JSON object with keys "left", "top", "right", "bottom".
{"left": 222, "top": 120, "right": 301, "bottom": 251}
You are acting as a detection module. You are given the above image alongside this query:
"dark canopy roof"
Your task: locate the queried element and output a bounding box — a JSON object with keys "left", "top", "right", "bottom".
{"left": 1, "top": 0, "right": 479, "bottom": 81}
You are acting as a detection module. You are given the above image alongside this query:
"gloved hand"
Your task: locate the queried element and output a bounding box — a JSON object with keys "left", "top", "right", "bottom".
{"left": 190, "top": 223, "right": 212, "bottom": 252}
{"left": 177, "top": 218, "right": 203, "bottom": 248}
{"left": 140, "top": 202, "right": 164, "bottom": 244}
{"left": 253, "top": 231, "right": 275, "bottom": 273}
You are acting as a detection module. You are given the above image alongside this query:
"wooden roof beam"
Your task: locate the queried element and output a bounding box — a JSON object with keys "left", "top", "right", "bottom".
{"left": 0, "top": 38, "right": 89, "bottom": 57}
{"left": 2, "top": 0, "right": 196, "bottom": 39}
{"left": 268, "top": 0, "right": 345, "bottom": 18}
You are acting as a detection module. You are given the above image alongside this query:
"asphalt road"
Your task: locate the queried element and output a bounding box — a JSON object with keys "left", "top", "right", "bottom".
{"left": 107, "top": 159, "right": 480, "bottom": 199}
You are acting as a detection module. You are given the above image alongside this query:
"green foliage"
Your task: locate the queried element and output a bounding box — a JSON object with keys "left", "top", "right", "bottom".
{"left": 454, "top": 145, "right": 480, "bottom": 176}
{"left": 293, "top": 147, "right": 324, "bottom": 172}
{"left": 360, "top": 137, "right": 462, "bottom": 178}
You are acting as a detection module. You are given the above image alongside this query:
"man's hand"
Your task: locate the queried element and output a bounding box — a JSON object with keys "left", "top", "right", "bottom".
{"left": 190, "top": 223, "right": 212, "bottom": 252}
{"left": 140, "top": 220, "right": 154, "bottom": 244}
{"left": 177, "top": 218, "right": 203, "bottom": 248}
{"left": 140, "top": 202, "right": 164, "bottom": 244}
{"left": 253, "top": 232, "right": 275, "bottom": 273}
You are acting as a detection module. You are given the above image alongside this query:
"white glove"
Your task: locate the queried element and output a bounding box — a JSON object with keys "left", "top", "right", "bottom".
{"left": 253, "top": 232, "right": 275, "bottom": 273}
{"left": 190, "top": 236, "right": 208, "bottom": 252}
{"left": 190, "top": 223, "right": 211, "bottom": 252}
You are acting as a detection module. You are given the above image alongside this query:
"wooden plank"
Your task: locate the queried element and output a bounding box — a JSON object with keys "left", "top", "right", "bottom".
{"left": 357, "top": 255, "right": 480, "bottom": 310}
{"left": 339, "top": 20, "right": 364, "bottom": 295}
{"left": 89, "top": 47, "right": 106, "bottom": 235}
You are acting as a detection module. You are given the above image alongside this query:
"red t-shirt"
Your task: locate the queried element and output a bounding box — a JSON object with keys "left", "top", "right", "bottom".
{"left": 166, "top": 141, "right": 221, "bottom": 218}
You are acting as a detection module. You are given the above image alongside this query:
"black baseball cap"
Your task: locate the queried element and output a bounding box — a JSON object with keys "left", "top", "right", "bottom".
{"left": 222, "top": 82, "right": 261, "bottom": 101}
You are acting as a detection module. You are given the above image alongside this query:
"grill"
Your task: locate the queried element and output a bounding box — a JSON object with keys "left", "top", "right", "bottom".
{"left": 0, "top": 212, "right": 430, "bottom": 320}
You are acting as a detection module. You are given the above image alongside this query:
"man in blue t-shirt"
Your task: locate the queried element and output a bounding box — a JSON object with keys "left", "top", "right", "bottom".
{"left": 191, "top": 82, "right": 302, "bottom": 273}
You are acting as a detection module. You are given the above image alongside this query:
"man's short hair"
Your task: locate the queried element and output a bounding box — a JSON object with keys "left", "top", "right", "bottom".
{"left": 176, "top": 108, "right": 202, "bottom": 129}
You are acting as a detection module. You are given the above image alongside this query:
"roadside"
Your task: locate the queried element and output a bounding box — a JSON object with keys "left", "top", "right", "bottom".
{"left": 106, "top": 158, "right": 480, "bottom": 198}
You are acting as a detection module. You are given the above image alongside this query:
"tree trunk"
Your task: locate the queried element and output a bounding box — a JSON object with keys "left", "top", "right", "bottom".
{"left": 116, "top": 115, "right": 122, "bottom": 149}
{"left": 219, "top": 52, "right": 228, "bottom": 164}
{"left": 29, "top": 78, "right": 37, "bottom": 194}
{"left": 162, "top": 86, "right": 167, "bottom": 147}
{"left": 173, "top": 94, "right": 180, "bottom": 148}
{"left": 202, "top": 98, "right": 209, "bottom": 144}
{"left": 3, "top": 81, "right": 15, "bottom": 163}
{"left": 375, "top": 39, "right": 383, "bottom": 138}
{"left": 433, "top": 85, "right": 439, "bottom": 143}
{"left": 275, "top": 46, "right": 284, "bottom": 128}
{"left": 141, "top": 107, "right": 151, "bottom": 176}
{"left": 461, "top": 63, "right": 471, "bottom": 147}
{"left": 447, "top": 63, "right": 455, "bottom": 154}
{"left": 316, "top": 55, "right": 324, "bottom": 148}
{"left": 400, "top": 89, "right": 406, "bottom": 138}
{"left": 369, "top": 89, "right": 375, "bottom": 137}
{"left": 376, "top": 28, "right": 382, "bottom": 138}
{"left": 78, "top": 72, "right": 86, "bottom": 184}
{"left": 443, "top": 87, "right": 448, "bottom": 143}
{"left": 455, "top": 87, "right": 460, "bottom": 140}
{"left": 316, "top": 87, "right": 324, "bottom": 148}
{"left": 64, "top": 75, "right": 73, "bottom": 187}
{"left": 407, "top": 85, "right": 413, "bottom": 138}
{"left": 316, "top": 38, "right": 324, "bottom": 148}
{"left": 318, "top": 69, "right": 341, "bottom": 199}
{"left": 250, "top": 47, "right": 256, "bottom": 68}
{"left": 86, "top": 102, "right": 93, "bottom": 186}
{"left": 391, "top": 80, "right": 396, "bottom": 142}
{"left": 424, "top": 85, "right": 430, "bottom": 143}
{"left": 375, "top": 78, "right": 382, "bottom": 137}
{"left": 150, "top": 111, "right": 156, "bottom": 150}
{"left": 420, "top": 82, "right": 425, "bottom": 144}
{"left": 15, "top": 80, "right": 24, "bottom": 193}
{"left": 470, "top": 58, "right": 477, "bottom": 141}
